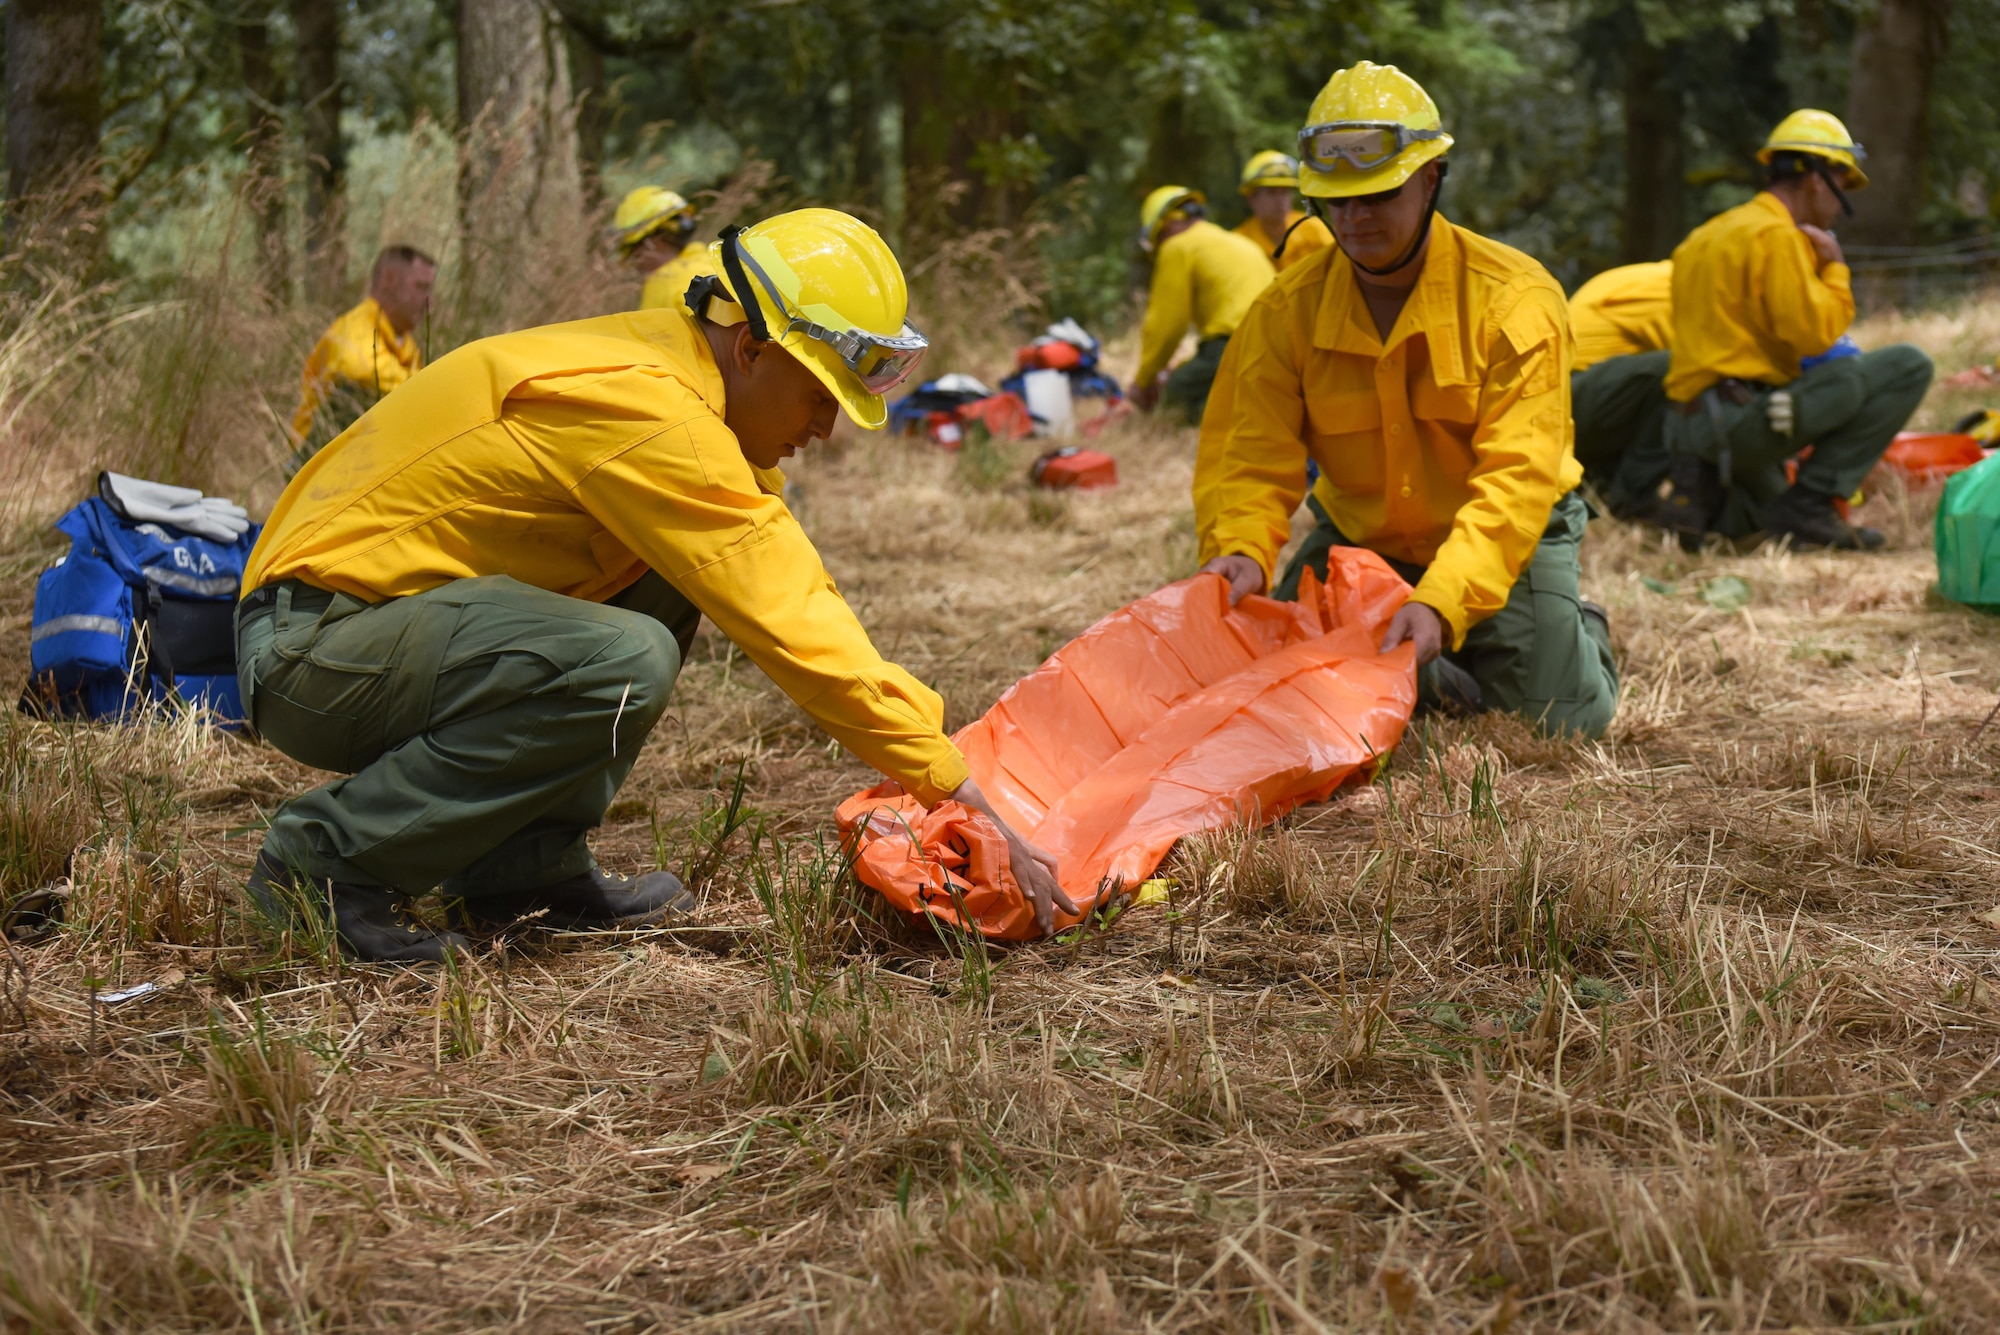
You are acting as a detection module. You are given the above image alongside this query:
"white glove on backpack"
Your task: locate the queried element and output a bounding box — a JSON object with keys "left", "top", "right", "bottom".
{"left": 98, "top": 472, "right": 251, "bottom": 544}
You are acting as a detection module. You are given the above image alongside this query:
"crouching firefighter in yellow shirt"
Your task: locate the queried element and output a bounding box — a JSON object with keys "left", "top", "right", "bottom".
{"left": 1659, "top": 110, "right": 1933, "bottom": 551}
{"left": 1233, "top": 150, "right": 1334, "bottom": 272}
{"left": 1567, "top": 260, "right": 1675, "bottom": 518}
{"left": 610, "top": 186, "right": 717, "bottom": 315}
{"left": 1194, "top": 62, "right": 1618, "bottom": 738}
{"left": 1132, "top": 186, "right": 1274, "bottom": 424}
{"left": 236, "top": 210, "right": 1076, "bottom": 962}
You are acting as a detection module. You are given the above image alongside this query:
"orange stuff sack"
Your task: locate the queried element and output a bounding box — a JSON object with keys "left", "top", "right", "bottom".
{"left": 837, "top": 550, "right": 1417, "bottom": 939}
{"left": 959, "top": 392, "right": 1035, "bottom": 442}
{"left": 1881, "top": 432, "right": 1984, "bottom": 485}
{"left": 1031, "top": 447, "right": 1118, "bottom": 490}
{"left": 1016, "top": 340, "right": 1084, "bottom": 372}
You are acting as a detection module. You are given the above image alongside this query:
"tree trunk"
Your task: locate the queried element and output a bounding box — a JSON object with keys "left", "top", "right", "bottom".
{"left": 1845, "top": 0, "right": 1951, "bottom": 248}
{"left": 568, "top": 28, "right": 606, "bottom": 211}
{"left": 5, "top": 0, "right": 102, "bottom": 218}
{"left": 292, "top": 0, "right": 346, "bottom": 303}
{"left": 1620, "top": 37, "right": 1684, "bottom": 264}
{"left": 238, "top": 5, "right": 290, "bottom": 304}
{"left": 457, "top": 0, "right": 587, "bottom": 328}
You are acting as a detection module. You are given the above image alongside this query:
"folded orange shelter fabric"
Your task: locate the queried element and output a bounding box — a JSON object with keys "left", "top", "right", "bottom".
{"left": 836, "top": 549, "right": 1418, "bottom": 939}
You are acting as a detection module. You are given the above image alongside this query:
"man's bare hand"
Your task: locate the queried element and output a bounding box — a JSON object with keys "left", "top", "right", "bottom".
{"left": 1199, "top": 554, "right": 1266, "bottom": 605}
{"left": 1380, "top": 601, "right": 1445, "bottom": 665}
{"left": 949, "top": 776, "right": 1077, "bottom": 938}
{"left": 1799, "top": 223, "right": 1844, "bottom": 269}
{"left": 1131, "top": 380, "right": 1161, "bottom": 412}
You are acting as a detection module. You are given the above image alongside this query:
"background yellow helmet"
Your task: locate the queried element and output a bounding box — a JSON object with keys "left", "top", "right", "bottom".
{"left": 1296, "top": 61, "right": 1452, "bottom": 199}
{"left": 1139, "top": 185, "right": 1205, "bottom": 251}
{"left": 704, "top": 208, "right": 921, "bottom": 430}
{"left": 1757, "top": 109, "right": 1869, "bottom": 187}
{"left": 608, "top": 186, "right": 696, "bottom": 251}
{"left": 1239, "top": 150, "right": 1300, "bottom": 194}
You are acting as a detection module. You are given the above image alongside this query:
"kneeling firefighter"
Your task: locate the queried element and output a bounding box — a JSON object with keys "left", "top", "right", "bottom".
{"left": 1132, "top": 186, "right": 1275, "bottom": 424}
{"left": 1659, "top": 110, "right": 1933, "bottom": 551}
{"left": 1567, "top": 260, "right": 1675, "bottom": 517}
{"left": 1194, "top": 61, "right": 1619, "bottom": 739}
{"left": 237, "top": 209, "right": 1075, "bottom": 961}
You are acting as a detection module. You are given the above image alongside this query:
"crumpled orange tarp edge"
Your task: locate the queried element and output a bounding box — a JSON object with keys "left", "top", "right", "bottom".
{"left": 835, "top": 550, "right": 1418, "bottom": 939}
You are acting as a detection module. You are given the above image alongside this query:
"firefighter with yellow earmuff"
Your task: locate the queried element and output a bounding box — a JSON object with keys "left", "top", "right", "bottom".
{"left": 1192, "top": 60, "right": 1619, "bottom": 738}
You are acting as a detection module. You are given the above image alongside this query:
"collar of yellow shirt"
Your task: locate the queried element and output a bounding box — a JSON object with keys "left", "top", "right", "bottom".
{"left": 1308, "top": 216, "right": 1478, "bottom": 387}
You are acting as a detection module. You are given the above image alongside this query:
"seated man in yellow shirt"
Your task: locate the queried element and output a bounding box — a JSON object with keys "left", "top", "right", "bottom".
{"left": 1660, "top": 110, "right": 1933, "bottom": 551}
{"left": 1195, "top": 62, "right": 1617, "bottom": 738}
{"left": 1132, "top": 186, "right": 1275, "bottom": 424}
{"left": 609, "top": 186, "right": 717, "bottom": 314}
{"left": 1233, "top": 150, "right": 1334, "bottom": 271}
{"left": 1568, "top": 259, "right": 1674, "bottom": 516}
{"left": 290, "top": 245, "right": 434, "bottom": 464}
{"left": 237, "top": 210, "right": 1073, "bottom": 961}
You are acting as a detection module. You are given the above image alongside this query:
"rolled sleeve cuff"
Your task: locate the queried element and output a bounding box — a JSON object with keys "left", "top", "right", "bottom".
{"left": 908, "top": 746, "right": 971, "bottom": 808}
{"left": 1409, "top": 578, "right": 1471, "bottom": 650}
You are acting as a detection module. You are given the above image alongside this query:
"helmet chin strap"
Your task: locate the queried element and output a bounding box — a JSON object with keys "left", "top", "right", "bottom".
{"left": 1813, "top": 161, "right": 1855, "bottom": 217}
{"left": 1343, "top": 161, "right": 1448, "bottom": 278}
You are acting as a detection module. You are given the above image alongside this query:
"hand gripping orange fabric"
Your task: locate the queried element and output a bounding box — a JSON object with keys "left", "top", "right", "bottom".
{"left": 835, "top": 548, "right": 1418, "bottom": 940}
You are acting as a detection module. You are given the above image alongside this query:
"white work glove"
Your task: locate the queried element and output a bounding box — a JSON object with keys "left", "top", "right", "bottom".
{"left": 1767, "top": 390, "right": 1795, "bottom": 437}
{"left": 99, "top": 472, "right": 252, "bottom": 543}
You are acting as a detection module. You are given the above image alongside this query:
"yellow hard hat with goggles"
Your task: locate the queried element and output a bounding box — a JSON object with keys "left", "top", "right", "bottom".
{"left": 1295, "top": 62, "right": 1453, "bottom": 200}
{"left": 689, "top": 209, "right": 928, "bottom": 430}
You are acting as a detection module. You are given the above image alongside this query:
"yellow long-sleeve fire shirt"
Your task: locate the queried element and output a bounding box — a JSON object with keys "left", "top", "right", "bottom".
{"left": 1233, "top": 210, "right": 1335, "bottom": 271}
{"left": 1195, "top": 215, "right": 1580, "bottom": 647}
{"left": 1568, "top": 260, "right": 1673, "bottom": 372}
{"left": 291, "top": 297, "right": 423, "bottom": 440}
{"left": 639, "top": 243, "right": 718, "bottom": 314}
{"left": 245, "top": 306, "right": 970, "bottom": 805}
{"left": 1664, "top": 192, "right": 1853, "bottom": 402}
{"left": 1137, "top": 220, "right": 1275, "bottom": 388}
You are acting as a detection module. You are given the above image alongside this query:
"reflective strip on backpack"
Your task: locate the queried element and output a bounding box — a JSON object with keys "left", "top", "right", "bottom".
{"left": 31, "top": 614, "right": 127, "bottom": 643}
{"left": 143, "top": 566, "right": 239, "bottom": 598}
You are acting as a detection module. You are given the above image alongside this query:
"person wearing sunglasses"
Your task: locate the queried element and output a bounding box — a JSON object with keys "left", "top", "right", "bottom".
{"left": 234, "top": 208, "right": 1075, "bottom": 960}
{"left": 1132, "top": 185, "right": 1276, "bottom": 424}
{"left": 1657, "top": 109, "right": 1933, "bottom": 552}
{"left": 1233, "top": 151, "right": 1333, "bottom": 273}
{"left": 1193, "top": 61, "right": 1618, "bottom": 739}
{"left": 607, "top": 186, "right": 716, "bottom": 316}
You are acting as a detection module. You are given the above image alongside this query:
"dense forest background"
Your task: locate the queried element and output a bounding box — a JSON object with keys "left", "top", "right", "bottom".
{"left": 3, "top": 0, "right": 1997, "bottom": 372}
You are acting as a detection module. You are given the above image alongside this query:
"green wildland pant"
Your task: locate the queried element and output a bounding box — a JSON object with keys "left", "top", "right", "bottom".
{"left": 1572, "top": 350, "right": 1673, "bottom": 518}
{"left": 235, "top": 573, "right": 696, "bottom": 898}
{"left": 1162, "top": 335, "right": 1231, "bottom": 426}
{"left": 1275, "top": 490, "right": 1619, "bottom": 738}
{"left": 1662, "top": 344, "right": 1934, "bottom": 539}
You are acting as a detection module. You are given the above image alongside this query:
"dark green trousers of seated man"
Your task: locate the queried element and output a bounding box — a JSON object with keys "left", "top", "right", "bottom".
{"left": 1662, "top": 344, "right": 1934, "bottom": 541}
{"left": 1274, "top": 490, "right": 1619, "bottom": 739}
{"left": 1162, "top": 335, "right": 1231, "bottom": 426}
{"left": 236, "top": 571, "right": 697, "bottom": 901}
{"left": 1572, "top": 350, "right": 1674, "bottom": 519}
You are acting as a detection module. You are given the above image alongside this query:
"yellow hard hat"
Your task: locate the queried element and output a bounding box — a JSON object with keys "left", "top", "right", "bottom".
{"left": 699, "top": 208, "right": 927, "bottom": 431}
{"left": 1295, "top": 61, "right": 1452, "bottom": 199}
{"left": 1239, "top": 150, "right": 1300, "bottom": 194}
{"left": 1139, "top": 185, "right": 1205, "bottom": 251}
{"left": 607, "top": 186, "right": 696, "bottom": 251}
{"left": 1757, "top": 109, "right": 1869, "bottom": 187}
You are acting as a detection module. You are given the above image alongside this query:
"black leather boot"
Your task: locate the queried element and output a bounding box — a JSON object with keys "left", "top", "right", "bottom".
{"left": 457, "top": 866, "right": 694, "bottom": 932}
{"left": 1659, "top": 457, "right": 1722, "bottom": 553}
{"left": 247, "top": 850, "right": 469, "bottom": 963}
{"left": 1763, "top": 485, "right": 1884, "bottom": 551}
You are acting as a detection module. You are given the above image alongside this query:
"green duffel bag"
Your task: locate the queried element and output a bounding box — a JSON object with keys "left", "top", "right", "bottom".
{"left": 1936, "top": 450, "right": 2000, "bottom": 607}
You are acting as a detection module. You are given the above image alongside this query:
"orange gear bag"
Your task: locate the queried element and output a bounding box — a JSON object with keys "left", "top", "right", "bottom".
{"left": 836, "top": 549, "right": 1418, "bottom": 940}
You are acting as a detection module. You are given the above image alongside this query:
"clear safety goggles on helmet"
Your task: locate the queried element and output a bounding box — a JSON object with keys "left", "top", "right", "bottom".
{"left": 719, "top": 228, "right": 929, "bottom": 394}
{"left": 1297, "top": 121, "right": 1444, "bottom": 174}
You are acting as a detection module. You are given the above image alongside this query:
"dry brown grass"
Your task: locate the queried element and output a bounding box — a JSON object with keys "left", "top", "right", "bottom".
{"left": 6, "top": 300, "right": 2000, "bottom": 1331}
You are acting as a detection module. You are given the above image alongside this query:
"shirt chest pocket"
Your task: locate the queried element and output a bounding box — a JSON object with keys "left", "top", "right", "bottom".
{"left": 1304, "top": 389, "right": 1385, "bottom": 493}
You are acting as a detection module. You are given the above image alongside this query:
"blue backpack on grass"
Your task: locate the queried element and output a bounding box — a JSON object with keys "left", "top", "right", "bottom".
{"left": 23, "top": 474, "right": 260, "bottom": 723}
